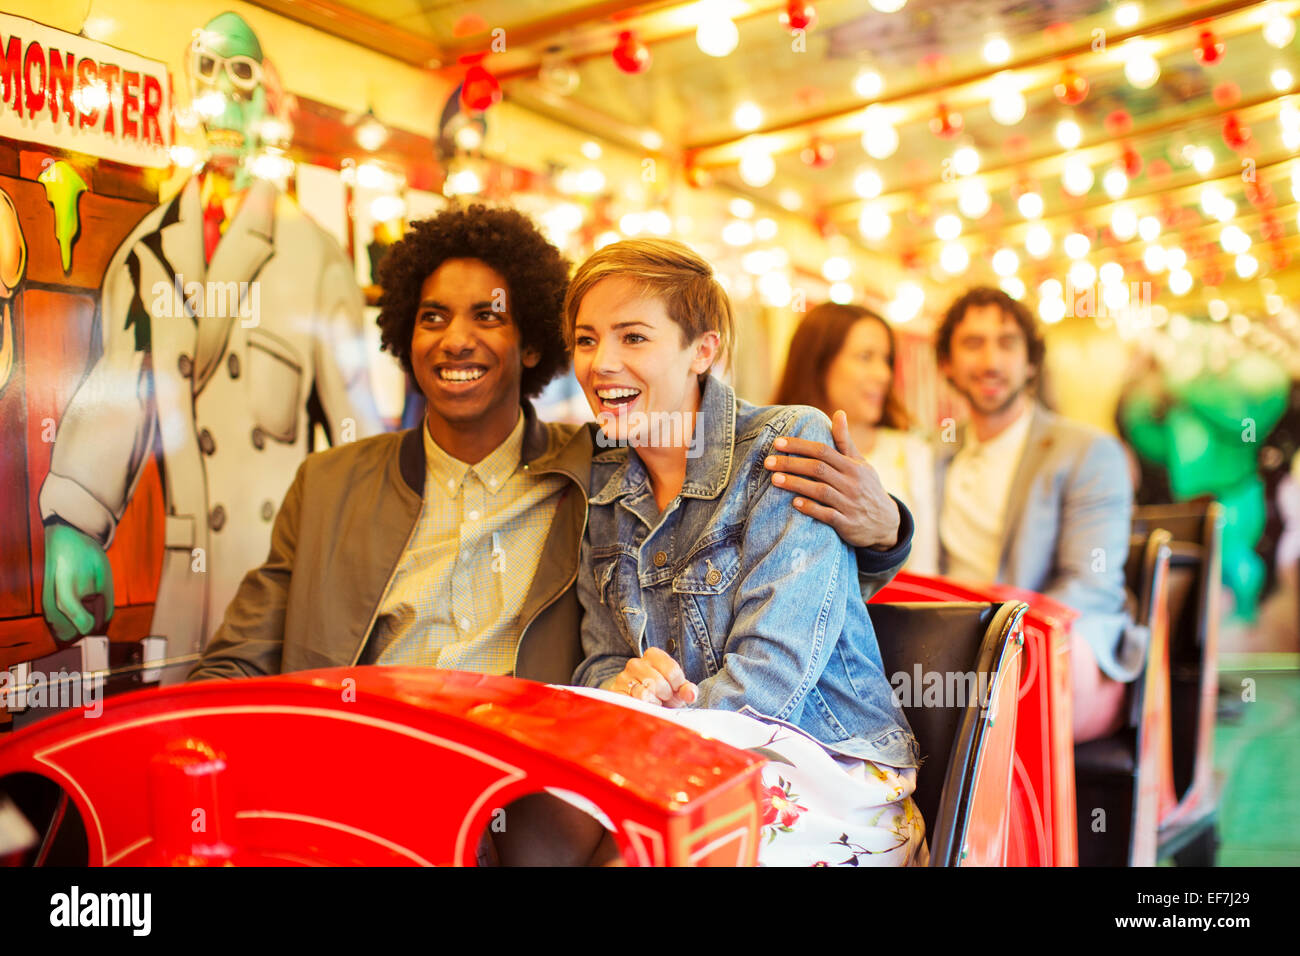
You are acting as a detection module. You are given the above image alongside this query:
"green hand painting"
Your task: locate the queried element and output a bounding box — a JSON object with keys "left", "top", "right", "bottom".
{"left": 42, "top": 523, "right": 114, "bottom": 642}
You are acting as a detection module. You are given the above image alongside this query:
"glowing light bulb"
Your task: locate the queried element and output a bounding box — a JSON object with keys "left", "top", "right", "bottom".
{"left": 1064, "top": 232, "right": 1091, "bottom": 259}
{"left": 697, "top": 12, "right": 740, "bottom": 57}
{"left": 1168, "top": 268, "right": 1193, "bottom": 295}
{"left": 738, "top": 147, "right": 776, "bottom": 187}
{"left": 887, "top": 281, "right": 924, "bottom": 323}
{"left": 823, "top": 256, "right": 852, "bottom": 282}
{"left": 1069, "top": 260, "right": 1097, "bottom": 289}
{"left": 854, "top": 167, "right": 884, "bottom": 199}
{"left": 729, "top": 197, "right": 755, "bottom": 218}
{"left": 992, "top": 248, "right": 1020, "bottom": 276}
{"left": 1018, "top": 191, "right": 1043, "bottom": 219}
{"left": 1123, "top": 40, "right": 1160, "bottom": 90}
{"left": 859, "top": 205, "right": 892, "bottom": 240}
{"left": 1099, "top": 261, "right": 1124, "bottom": 286}
{"left": 1103, "top": 167, "right": 1128, "bottom": 199}
{"left": 861, "top": 106, "right": 899, "bottom": 159}
{"left": 958, "top": 180, "right": 991, "bottom": 219}
{"left": 1264, "top": 8, "right": 1296, "bottom": 49}
{"left": 990, "top": 88, "right": 1026, "bottom": 126}
{"left": 733, "top": 101, "right": 763, "bottom": 131}
{"left": 1116, "top": 3, "right": 1141, "bottom": 28}
{"left": 1062, "top": 156, "right": 1095, "bottom": 196}
{"left": 935, "top": 213, "right": 963, "bottom": 240}
{"left": 1235, "top": 253, "right": 1259, "bottom": 278}
{"left": 1201, "top": 185, "right": 1225, "bottom": 217}
{"left": 1040, "top": 279, "right": 1064, "bottom": 300}
{"left": 1111, "top": 205, "right": 1138, "bottom": 241}
{"left": 1001, "top": 276, "right": 1026, "bottom": 299}
{"left": 1025, "top": 225, "right": 1052, "bottom": 258}
{"left": 722, "top": 219, "right": 754, "bottom": 246}
{"left": 1040, "top": 297, "right": 1067, "bottom": 324}
{"left": 983, "top": 36, "right": 1011, "bottom": 64}
{"left": 1143, "top": 245, "right": 1167, "bottom": 273}
{"left": 1103, "top": 283, "right": 1130, "bottom": 310}
{"left": 1219, "top": 224, "right": 1250, "bottom": 254}
{"left": 1138, "top": 215, "right": 1161, "bottom": 241}
{"left": 940, "top": 242, "right": 970, "bottom": 274}
{"left": 854, "top": 69, "right": 884, "bottom": 99}
{"left": 952, "top": 146, "right": 981, "bottom": 176}
{"left": 1055, "top": 119, "right": 1082, "bottom": 150}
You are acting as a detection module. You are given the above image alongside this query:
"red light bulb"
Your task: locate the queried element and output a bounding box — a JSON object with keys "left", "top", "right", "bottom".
{"left": 1054, "top": 66, "right": 1089, "bottom": 105}
{"left": 612, "top": 31, "right": 651, "bottom": 74}
{"left": 781, "top": 2, "right": 817, "bottom": 32}
{"left": 460, "top": 61, "right": 501, "bottom": 112}
{"left": 1195, "top": 29, "right": 1224, "bottom": 65}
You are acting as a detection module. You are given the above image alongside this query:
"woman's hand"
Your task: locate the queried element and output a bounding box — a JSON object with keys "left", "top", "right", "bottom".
{"left": 764, "top": 409, "right": 901, "bottom": 550}
{"left": 606, "top": 648, "right": 698, "bottom": 708}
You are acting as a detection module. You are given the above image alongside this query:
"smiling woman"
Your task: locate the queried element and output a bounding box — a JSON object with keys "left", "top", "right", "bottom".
{"left": 561, "top": 238, "right": 926, "bottom": 867}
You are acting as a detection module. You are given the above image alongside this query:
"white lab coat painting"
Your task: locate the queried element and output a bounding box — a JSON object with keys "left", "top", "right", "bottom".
{"left": 39, "top": 175, "right": 382, "bottom": 682}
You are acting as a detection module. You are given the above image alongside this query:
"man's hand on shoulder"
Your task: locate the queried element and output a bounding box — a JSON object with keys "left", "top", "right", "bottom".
{"left": 763, "top": 410, "right": 901, "bottom": 550}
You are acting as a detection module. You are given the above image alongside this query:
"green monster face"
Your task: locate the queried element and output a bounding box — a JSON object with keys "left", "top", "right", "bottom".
{"left": 190, "top": 12, "right": 268, "bottom": 185}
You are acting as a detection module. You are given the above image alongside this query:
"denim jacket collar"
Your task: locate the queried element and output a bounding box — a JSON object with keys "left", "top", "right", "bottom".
{"left": 589, "top": 375, "right": 736, "bottom": 507}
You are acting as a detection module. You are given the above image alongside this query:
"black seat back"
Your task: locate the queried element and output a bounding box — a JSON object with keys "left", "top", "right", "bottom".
{"left": 868, "top": 601, "right": 1026, "bottom": 865}
{"left": 1132, "top": 501, "right": 1224, "bottom": 801}
{"left": 1077, "top": 527, "right": 1172, "bottom": 866}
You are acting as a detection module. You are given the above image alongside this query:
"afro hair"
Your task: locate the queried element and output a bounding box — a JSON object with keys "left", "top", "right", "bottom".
{"left": 376, "top": 204, "right": 571, "bottom": 400}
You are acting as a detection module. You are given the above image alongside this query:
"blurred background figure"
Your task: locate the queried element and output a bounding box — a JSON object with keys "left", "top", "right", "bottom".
{"left": 774, "top": 303, "right": 938, "bottom": 574}
{"left": 1118, "top": 322, "right": 1290, "bottom": 626}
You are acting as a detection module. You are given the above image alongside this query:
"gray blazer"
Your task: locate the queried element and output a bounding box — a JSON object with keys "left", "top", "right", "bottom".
{"left": 937, "top": 404, "right": 1143, "bottom": 681}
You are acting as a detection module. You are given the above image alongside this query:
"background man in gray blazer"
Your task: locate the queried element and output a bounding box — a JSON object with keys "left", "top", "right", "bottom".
{"left": 935, "top": 287, "right": 1140, "bottom": 742}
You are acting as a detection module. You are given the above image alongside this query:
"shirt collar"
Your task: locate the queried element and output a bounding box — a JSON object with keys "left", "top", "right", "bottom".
{"left": 423, "top": 410, "right": 525, "bottom": 497}
{"left": 589, "top": 375, "right": 735, "bottom": 506}
{"left": 963, "top": 403, "right": 1033, "bottom": 457}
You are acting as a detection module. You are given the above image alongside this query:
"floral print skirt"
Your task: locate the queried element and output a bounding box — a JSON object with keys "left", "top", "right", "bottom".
{"left": 559, "top": 686, "right": 929, "bottom": 867}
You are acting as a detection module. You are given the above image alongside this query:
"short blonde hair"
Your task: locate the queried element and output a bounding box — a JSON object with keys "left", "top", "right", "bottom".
{"left": 563, "top": 238, "right": 734, "bottom": 374}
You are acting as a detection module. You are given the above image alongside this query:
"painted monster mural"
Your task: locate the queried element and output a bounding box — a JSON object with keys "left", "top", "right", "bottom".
{"left": 3, "top": 11, "right": 380, "bottom": 721}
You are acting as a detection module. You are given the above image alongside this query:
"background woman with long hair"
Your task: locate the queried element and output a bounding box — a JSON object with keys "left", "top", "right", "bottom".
{"left": 774, "top": 303, "right": 938, "bottom": 574}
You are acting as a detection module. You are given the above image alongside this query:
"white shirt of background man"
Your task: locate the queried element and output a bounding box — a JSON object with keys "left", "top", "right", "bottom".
{"left": 939, "top": 407, "right": 1034, "bottom": 584}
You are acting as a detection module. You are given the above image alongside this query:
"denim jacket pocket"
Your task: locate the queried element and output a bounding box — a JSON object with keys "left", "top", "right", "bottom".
{"left": 594, "top": 555, "right": 620, "bottom": 608}
{"left": 671, "top": 538, "right": 742, "bottom": 595}
{"left": 594, "top": 553, "right": 645, "bottom": 653}
{"left": 669, "top": 539, "right": 740, "bottom": 675}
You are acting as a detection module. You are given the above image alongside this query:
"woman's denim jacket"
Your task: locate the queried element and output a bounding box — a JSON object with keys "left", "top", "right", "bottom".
{"left": 573, "top": 377, "right": 920, "bottom": 768}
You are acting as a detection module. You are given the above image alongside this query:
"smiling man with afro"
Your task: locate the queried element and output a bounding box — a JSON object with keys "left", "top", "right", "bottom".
{"left": 191, "top": 202, "right": 598, "bottom": 691}
{"left": 377, "top": 204, "right": 571, "bottom": 401}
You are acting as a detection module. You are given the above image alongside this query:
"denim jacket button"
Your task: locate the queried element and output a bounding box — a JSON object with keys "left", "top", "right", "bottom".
{"left": 653, "top": 550, "right": 667, "bottom": 567}
{"left": 705, "top": 568, "right": 722, "bottom": 586}
{"left": 666, "top": 637, "right": 677, "bottom": 655}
